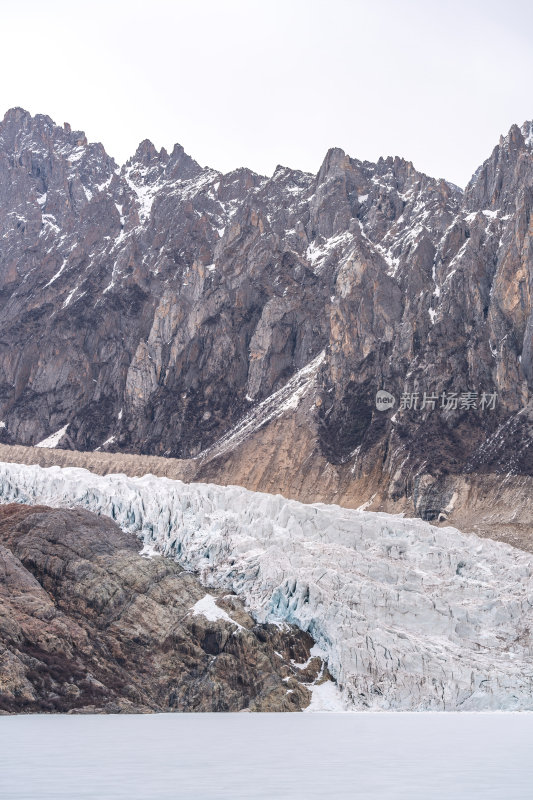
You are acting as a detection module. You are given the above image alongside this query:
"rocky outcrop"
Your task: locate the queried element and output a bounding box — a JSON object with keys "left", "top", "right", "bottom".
{"left": 0, "top": 108, "right": 531, "bottom": 537}
{"left": 0, "top": 504, "right": 329, "bottom": 713}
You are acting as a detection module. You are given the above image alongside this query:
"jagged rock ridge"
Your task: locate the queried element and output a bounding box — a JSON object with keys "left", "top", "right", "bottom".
{"left": 0, "top": 108, "right": 531, "bottom": 528}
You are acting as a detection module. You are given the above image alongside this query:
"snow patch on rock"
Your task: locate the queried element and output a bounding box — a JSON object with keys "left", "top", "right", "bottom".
{"left": 190, "top": 593, "right": 243, "bottom": 629}
{"left": 35, "top": 425, "right": 69, "bottom": 448}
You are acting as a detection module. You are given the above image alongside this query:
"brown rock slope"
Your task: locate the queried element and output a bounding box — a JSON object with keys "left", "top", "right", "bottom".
{"left": 0, "top": 504, "right": 329, "bottom": 713}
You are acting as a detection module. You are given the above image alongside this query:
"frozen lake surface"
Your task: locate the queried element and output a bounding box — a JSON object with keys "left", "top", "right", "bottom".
{"left": 1, "top": 713, "right": 532, "bottom": 799}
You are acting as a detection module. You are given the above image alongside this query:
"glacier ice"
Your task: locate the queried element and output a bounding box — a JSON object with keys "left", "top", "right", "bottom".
{"left": 0, "top": 460, "right": 532, "bottom": 711}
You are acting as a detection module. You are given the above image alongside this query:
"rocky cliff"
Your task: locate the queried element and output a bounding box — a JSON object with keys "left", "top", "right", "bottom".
{"left": 0, "top": 108, "right": 531, "bottom": 533}
{"left": 0, "top": 503, "right": 329, "bottom": 713}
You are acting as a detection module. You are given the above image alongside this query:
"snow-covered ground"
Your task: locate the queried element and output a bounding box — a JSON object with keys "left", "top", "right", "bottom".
{"left": 3, "top": 713, "right": 533, "bottom": 799}
{"left": 0, "top": 461, "right": 532, "bottom": 711}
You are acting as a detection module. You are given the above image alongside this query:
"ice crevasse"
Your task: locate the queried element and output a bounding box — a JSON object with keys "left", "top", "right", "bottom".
{"left": 0, "top": 460, "right": 532, "bottom": 711}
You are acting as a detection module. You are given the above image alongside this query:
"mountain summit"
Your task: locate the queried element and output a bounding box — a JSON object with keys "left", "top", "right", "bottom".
{"left": 0, "top": 109, "right": 531, "bottom": 542}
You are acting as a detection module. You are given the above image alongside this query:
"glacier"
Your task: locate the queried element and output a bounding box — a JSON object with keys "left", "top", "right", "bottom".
{"left": 0, "top": 460, "right": 532, "bottom": 711}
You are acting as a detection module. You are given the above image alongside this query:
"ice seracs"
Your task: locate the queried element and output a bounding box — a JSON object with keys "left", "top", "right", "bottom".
{"left": 0, "top": 460, "right": 532, "bottom": 711}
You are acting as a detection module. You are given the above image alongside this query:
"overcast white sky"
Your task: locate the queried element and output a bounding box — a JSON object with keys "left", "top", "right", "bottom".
{"left": 2, "top": 0, "right": 532, "bottom": 186}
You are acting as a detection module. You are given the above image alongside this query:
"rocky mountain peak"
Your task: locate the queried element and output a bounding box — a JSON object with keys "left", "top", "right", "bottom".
{"left": 131, "top": 138, "right": 163, "bottom": 165}
{"left": 317, "top": 147, "right": 352, "bottom": 184}
{"left": 521, "top": 119, "right": 533, "bottom": 148}
{"left": 166, "top": 141, "right": 203, "bottom": 181}
{"left": 465, "top": 120, "right": 533, "bottom": 212}
{"left": 124, "top": 139, "right": 204, "bottom": 188}
{"left": 0, "top": 107, "right": 530, "bottom": 531}
{"left": 0, "top": 108, "right": 89, "bottom": 153}
{"left": 499, "top": 122, "right": 525, "bottom": 152}
{"left": 2, "top": 106, "right": 33, "bottom": 129}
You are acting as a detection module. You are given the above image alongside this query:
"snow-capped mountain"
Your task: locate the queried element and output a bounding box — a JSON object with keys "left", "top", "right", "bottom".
{"left": 0, "top": 108, "right": 531, "bottom": 538}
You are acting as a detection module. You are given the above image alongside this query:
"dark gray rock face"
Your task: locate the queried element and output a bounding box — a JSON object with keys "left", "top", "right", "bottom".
{"left": 0, "top": 504, "right": 327, "bottom": 713}
{"left": 0, "top": 108, "right": 531, "bottom": 518}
